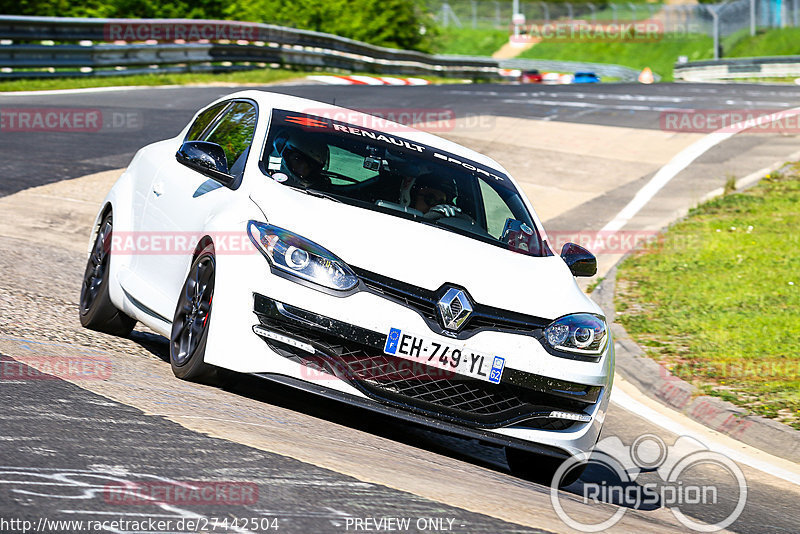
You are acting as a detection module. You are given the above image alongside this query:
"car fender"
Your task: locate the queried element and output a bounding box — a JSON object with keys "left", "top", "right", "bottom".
{"left": 185, "top": 195, "right": 274, "bottom": 370}
{"left": 87, "top": 153, "right": 145, "bottom": 314}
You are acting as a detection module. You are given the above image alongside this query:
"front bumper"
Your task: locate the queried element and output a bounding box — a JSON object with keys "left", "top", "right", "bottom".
{"left": 203, "top": 247, "right": 612, "bottom": 458}
{"left": 253, "top": 293, "right": 604, "bottom": 440}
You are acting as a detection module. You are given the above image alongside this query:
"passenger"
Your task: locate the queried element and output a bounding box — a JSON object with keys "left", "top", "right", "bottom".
{"left": 273, "top": 133, "right": 330, "bottom": 188}
{"left": 409, "top": 173, "right": 461, "bottom": 217}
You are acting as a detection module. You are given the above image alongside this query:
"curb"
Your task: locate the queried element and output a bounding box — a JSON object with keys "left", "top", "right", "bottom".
{"left": 305, "top": 75, "right": 430, "bottom": 86}
{"left": 592, "top": 264, "right": 800, "bottom": 464}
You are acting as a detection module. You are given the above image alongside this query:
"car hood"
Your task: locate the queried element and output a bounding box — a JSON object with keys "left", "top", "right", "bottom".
{"left": 250, "top": 185, "right": 600, "bottom": 320}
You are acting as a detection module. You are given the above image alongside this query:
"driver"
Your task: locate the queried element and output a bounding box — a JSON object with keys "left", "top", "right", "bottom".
{"left": 273, "top": 133, "right": 330, "bottom": 188}
{"left": 409, "top": 173, "right": 460, "bottom": 217}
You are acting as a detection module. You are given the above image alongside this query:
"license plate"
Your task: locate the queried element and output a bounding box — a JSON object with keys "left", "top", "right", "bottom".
{"left": 383, "top": 328, "right": 505, "bottom": 384}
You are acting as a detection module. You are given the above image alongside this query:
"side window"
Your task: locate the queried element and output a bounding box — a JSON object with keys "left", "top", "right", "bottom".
{"left": 203, "top": 102, "right": 257, "bottom": 175}
{"left": 186, "top": 102, "right": 228, "bottom": 141}
{"left": 479, "top": 179, "right": 514, "bottom": 239}
{"left": 327, "top": 145, "right": 378, "bottom": 184}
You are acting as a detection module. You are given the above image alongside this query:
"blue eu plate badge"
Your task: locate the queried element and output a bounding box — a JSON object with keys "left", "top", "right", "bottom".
{"left": 384, "top": 328, "right": 401, "bottom": 355}
{"left": 489, "top": 356, "right": 505, "bottom": 384}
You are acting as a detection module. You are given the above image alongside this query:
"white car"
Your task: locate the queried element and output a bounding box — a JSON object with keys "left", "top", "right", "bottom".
{"left": 80, "top": 90, "right": 613, "bottom": 486}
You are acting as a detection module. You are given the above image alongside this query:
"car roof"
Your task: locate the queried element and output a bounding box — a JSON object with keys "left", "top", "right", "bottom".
{"left": 210, "top": 90, "right": 511, "bottom": 176}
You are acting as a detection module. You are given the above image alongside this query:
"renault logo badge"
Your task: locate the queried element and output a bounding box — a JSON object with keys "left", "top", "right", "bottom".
{"left": 437, "top": 288, "right": 473, "bottom": 331}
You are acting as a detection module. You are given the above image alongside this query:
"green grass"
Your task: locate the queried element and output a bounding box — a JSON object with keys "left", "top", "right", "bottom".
{"left": 0, "top": 68, "right": 308, "bottom": 92}
{"left": 514, "top": 26, "right": 800, "bottom": 82}
{"left": 518, "top": 34, "right": 714, "bottom": 81}
{"left": 432, "top": 27, "right": 510, "bottom": 56}
{"left": 0, "top": 68, "right": 465, "bottom": 93}
{"left": 615, "top": 168, "right": 800, "bottom": 429}
{"left": 723, "top": 27, "right": 800, "bottom": 58}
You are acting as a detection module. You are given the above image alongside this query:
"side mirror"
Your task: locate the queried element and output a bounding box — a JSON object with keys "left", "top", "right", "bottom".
{"left": 560, "top": 242, "right": 597, "bottom": 277}
{"left": 176, "top": 141, "right": 234, "bottom": 186}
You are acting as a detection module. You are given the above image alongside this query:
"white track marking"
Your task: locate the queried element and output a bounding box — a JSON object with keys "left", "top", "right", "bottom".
{"left": 305, "top": 75, "right": 354, "bottom": 85}
{"left": 452, "top": 88, "right": 796, "bottom": 107}
{"left": 405, "top": 77, "right": 430, "bottom": 85}
{"left": 501, "top": 98, "right": 684, "bottom": 112}
{"left": 346, "top": 75, "right": 386, "bottom": 85}
{"left": 601, "top": 105, "right": 800, "bottom": 233}
{"left": 611, "top": 387, "right": 800, "bottom": 486}
{"left": 305, "top": 75, "right": 428, "bottom": 85}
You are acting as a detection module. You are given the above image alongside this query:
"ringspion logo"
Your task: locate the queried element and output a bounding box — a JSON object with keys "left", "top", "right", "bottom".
{"left": 550, "top": 434, "right": 747, "bottom": 532}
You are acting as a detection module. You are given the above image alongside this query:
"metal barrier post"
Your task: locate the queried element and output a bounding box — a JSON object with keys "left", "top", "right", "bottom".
{"left": 539, "top": 1, "right": 550, "bottom": 23}
{"left": 471, "top": 0, "right": 478, "bottom": 28}
{"left": 706, "top": 5, "right": 721, "bottom": 59}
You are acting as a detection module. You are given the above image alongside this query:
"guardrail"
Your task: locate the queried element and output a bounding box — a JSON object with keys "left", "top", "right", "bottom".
{"left": 0, "top": 15, "right": 501, "bottom": 80}
{"left": 0, "top": 15, "right": 643, "bottom": 82}
{"left": 674, "top": 56, "right": 800, "bottom": 82}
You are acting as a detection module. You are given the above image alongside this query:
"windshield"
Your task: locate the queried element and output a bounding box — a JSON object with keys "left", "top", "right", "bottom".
{"left": 261, "top": 109, "right": 547, "bottom": 257}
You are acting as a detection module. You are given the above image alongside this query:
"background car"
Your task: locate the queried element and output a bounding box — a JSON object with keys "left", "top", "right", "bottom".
{"left": 79, "top": 91, "right": 613, "bottom": 487}
{"left": 574, "top": 71, "right": 601, "bottom": 83}
{"left": 520, "top": 69, "right": 543, "bottom": 84}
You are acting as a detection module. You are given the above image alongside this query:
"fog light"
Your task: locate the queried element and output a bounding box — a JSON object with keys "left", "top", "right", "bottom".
{"left": 253, "top": 325, "right": 315, "bottom": 354}
{"left": 549, "top": 410, "right": 592, "bottom": 423}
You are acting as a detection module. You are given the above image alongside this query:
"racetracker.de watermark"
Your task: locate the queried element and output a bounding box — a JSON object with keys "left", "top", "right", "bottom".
{"left": 512, "top": 20, "right": 667, "bottom": 43}
{"left": 0, "top": 356, "right": 112, "bottom": 381}
{"left": 299, "top": 108, "right": 494, "bottom": 133}
{"left": 298, "top": 357, "right": 458, "bottom": 382}
{"left": 0, "top": 108, "right": 143, "bottom": 133}
{"left": 104, "top": 22, "right": 270, "bottom": 42}
{"left": 103, "top": 481, "right": 258, "bottom": 506}
{"left": 105, "top": 230, "right": 689, "bottom": 256}
{"left": 108, "top": 231, "right": 253, "bottom": 255}
{"left": 664, "top": 359, "right": 800, "bottom": 381}
{"left": 546, "top": 230, "right": 698, "bottom": 254}
{"left": 661, "top": 109, "right": 800, "bottom": 133}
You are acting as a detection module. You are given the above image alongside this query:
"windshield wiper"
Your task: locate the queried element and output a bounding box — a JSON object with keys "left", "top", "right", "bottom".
{"left": 293, "top": 186, "right": 342, "bottom": 203}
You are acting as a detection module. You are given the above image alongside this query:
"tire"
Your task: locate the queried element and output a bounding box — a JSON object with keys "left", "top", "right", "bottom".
{"left": 506, "top": 447, "right": 587, "bottom": 488}
{"left": 170, "top": 245, "right": 216, "bottom": 381}
{"left": 79, "top": 213, "right": 136, "bottom": 336}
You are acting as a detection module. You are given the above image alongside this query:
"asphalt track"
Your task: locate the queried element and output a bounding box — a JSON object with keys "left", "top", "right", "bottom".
{"left": 1, "top": 82, "right": 799, "bottom": 533}
{"left": 4, "top": 82, "right": 800, "bottom": 196}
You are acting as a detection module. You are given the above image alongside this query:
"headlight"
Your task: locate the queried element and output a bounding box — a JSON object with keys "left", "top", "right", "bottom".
{"left": 544, "top": 313, "right": 607, "bottom": 356}
{"left": 247, "top": 221, "right": 358, "bottom": 291}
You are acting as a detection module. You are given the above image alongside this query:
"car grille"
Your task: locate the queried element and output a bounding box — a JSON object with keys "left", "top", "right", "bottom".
{"left": 353, "top": 267, "right": 550, "bottom": 338}
{"left": 354, "top": 268, "right": 602, "bottom": 363}
{"left": 254, "top": 295, "right": 596, "bottom": 430}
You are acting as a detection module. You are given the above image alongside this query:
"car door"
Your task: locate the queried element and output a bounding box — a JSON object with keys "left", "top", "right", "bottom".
{"left": 133, "top": 100, "right": 258, "bottom": 322}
